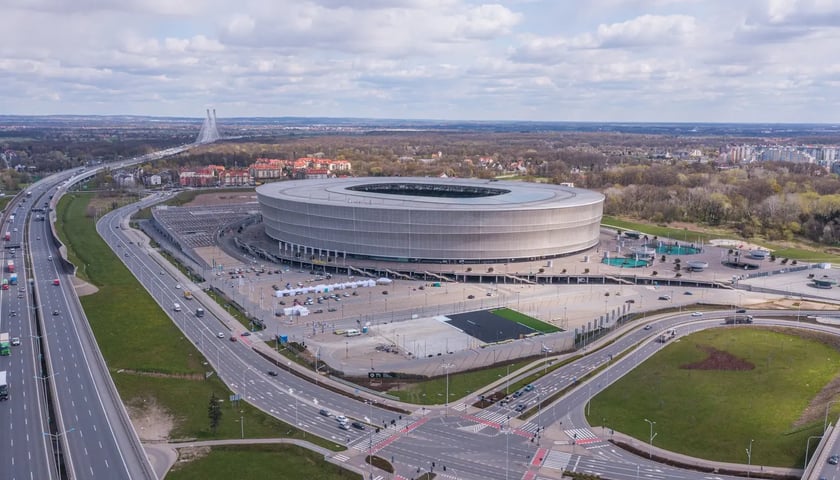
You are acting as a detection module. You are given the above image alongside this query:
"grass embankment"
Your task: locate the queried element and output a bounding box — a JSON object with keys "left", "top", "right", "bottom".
{"left": 166, "top": 444, "right": 361, "bottom": 480}
{"left": 55, "top": 193, "right": 342, "bottom": 449}
{"left": 387, "top": 360, "right": 531, "bottom": 404}
{"left": 602, "top": 215, "right": 840, "bottom": 263}
{"left": 490, "top": 307, "right": 561, "bottom": 333}
{"left": 587, "top": 327, "right": 840, "bottom": 467}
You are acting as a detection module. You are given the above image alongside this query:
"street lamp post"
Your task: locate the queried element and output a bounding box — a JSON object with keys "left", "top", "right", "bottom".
{"left": 43, "top": 427, "right": 75, "bottom": 479}
{"left": 746, "top": 439, "right": 754, "bottom": 477}
{"left": 442, "top": 363, "right": 454, "bottom": 415}
{"left": 805, "top": 435, "right": 823, "bottom": 469}
{"left": 825, "top": 399, "right": 840, "bottom": 433}
{"left": 643, "top": 418, "right": 657, "bottom": 459}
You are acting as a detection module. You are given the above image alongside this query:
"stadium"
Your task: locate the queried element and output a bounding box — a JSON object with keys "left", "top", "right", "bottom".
{"left": 256, "top": 177, "right": 604, "bottom": 264}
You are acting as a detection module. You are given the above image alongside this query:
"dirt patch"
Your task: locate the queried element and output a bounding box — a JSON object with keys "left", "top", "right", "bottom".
{"left": 680, "top": 345, "right": 755, "bottom": 371}
{"left": 183, "top": 192, "right": 257, "bottom": 207}
{"left": 125, "top": 397, "right": 175, "bottom": 442}
{"left": 71, "top": 277, "right": 99, "bottom": 296}
{"left": 173, "top": 446, "right": 211, "bottom": 467}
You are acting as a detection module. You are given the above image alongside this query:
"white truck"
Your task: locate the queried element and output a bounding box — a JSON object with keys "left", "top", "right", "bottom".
{"left": 0, "top": 371, "right": 8, "bottom": 400}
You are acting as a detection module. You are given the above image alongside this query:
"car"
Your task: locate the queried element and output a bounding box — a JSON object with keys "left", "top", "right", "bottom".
{"left": 467, "top": 294, "right": 475, "bottom": 299}
{"left": 241, "top": 331, "right": 251, "bottom": 336}
{"left": 828, "top": 455, "right": 839, "bottom": 465}
{"left": 486, "top": 292, "right": 492, "bottom": 296}
{"left": 319, "top": 409, "right": 331, "bottom": 417}
{"left": 52, "top": 310, "right": 59, "bottom": 316}
{"left": 658, "top": 295, "right": 671, "bottom": 300}
{"left": 11, "top": 337, "right": 20, "bottom": 346}
{"left": 382, "top": 290, "right": 389, "bottom": 295}
{"left": 339, "top": 423, "right": 350, "bottom": 430}
{"left": 175, "top": 284, "right": 182, "bottom": 289}
{"left": 343, "top": 293, "right": 350, "bottom": 297}
{"left": 512, "top": 390, "right": 523, "bottom": 398}
{"left": 736, "top": 309, "right": 747, "bottom": 313}
{"left": 53, "top": 278, "right": 60, "bottom": 286}
{"left": 514, "top": 404, "right": 527, "bottom": 412}
{"left": 267, "top": 370, "right": 278, "bottom": 377}
{"left": 36, "top": 236, "right": 40, "bottom": 240}
{"left": 229, "top": 336, "right": 237, "bottom": 342}
{"left": 691, "top": 311, "right": 703, "bottom": 317}
{"left": 643, "top": 324, "right": 653, "bottom": 330}
{"left": 524, "top": 384, "right": 535, "bottom": 392}
{"left": 336, "top": 415, "right": 348, "bottom": 423}
{"left": 47, "top": 255, "right": 53, "bottom": 261}
{"left": 684, "top": 291, "right": 693, "bottom": 295}
{"left": 216, "top": 332, "right": 225, "bottom": 338}
{"left": 351, "top": 421, "right": 366, "bottom": 430}
{"left": 328, "top": 307, "right": 337, "bottom": 312}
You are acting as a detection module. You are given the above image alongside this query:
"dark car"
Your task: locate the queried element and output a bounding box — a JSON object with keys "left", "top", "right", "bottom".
{"left": 524, "top": 384, "right": 535, "bottom": 392}
{"left": 351, "top": 422, "right": 366, "bottom": 430}
{"left": 267, "top": 370, "right": 278, "bottom": 377}
{"left": 52, "top": 310, "right": 60, "bottom": 316}
{"left": 736, "top": 309, "right": 747, "bottom": 313}
{"left": 643, "top": 325, "right": 652, "bottom": 330}
{"left": 319, "top": 409, "right": 331, "bottom": 417}
{"left": 828, "top": 455, "right": 839, "bottom": 465}
{"left": 514, "top": 404, "right": 527, "bottom": 412}
{"left": 512, "top": 390, "right": 523, "bottom": 398}
{"left": 467, "top": 294, "right": 475, "bottom": 299}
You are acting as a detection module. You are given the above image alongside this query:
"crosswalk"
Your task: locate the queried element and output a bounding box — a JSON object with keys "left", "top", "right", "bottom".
{"left": 473, "top": 409, "right": 509, "bottom": 426}
{"left": 450, "top": 402, "right": 467, "bottom": 412}
{"left": 332, "top": 453, "right": 350, "bottom": 462}
{"left": 349, "top": 422, "right": 407, "bottom": 452}
{"left": 564, "top": 428, "right": 599, "bottom": 444}
{"left": 457, "top": 422, "right": 489, "bottom": 433}
{"left": 542, "top": 450, "right": 572, "bottom": 471}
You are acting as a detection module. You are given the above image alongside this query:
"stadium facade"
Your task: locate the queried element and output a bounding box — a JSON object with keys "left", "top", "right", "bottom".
{"left": 256, "top": 177, "right": 604, "bottom": 264}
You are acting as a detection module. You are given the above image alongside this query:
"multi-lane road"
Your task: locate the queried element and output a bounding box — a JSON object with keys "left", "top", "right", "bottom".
{"left": 5, "top": 146, "right": 834, "bottom": 480}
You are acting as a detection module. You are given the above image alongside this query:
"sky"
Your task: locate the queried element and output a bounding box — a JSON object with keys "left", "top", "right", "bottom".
{"left": 2, "top": 0, "right": 839, "bottom": 123}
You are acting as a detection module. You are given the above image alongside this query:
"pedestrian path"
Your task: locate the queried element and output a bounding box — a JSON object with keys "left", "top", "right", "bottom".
{"left": 349, "top": 419, "right": 413, "bottom": 452}
{"left": 564, "top": 428, "right": 599, "bottom": 445}
{"left": 542, "top": 450, "right": 572, "bottom": 471}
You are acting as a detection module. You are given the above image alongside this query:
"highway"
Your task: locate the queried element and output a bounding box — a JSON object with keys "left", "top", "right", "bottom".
{"left": 101, "top": 189, "right": 815, "bottom": 480}
{"left": 0, "top": 191, "right": 55, "bottom": 480}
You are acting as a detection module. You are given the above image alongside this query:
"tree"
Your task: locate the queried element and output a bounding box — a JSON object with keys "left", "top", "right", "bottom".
{"left": 208, "top": 393, "right": 222, "bottom": 434}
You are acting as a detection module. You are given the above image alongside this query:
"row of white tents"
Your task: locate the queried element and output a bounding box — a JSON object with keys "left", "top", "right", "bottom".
{"left": 274, "top": 278, "right": 392, "bottom": 299}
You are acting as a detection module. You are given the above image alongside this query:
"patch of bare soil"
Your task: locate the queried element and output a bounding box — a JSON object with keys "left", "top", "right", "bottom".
{"left": 71, "top": 277, "right": 100, "bottom": 296}
{"left": 183, "top": 192, "right": 257, "bottom": 207}
{"left": 680, "top": 345, "right": 755, "bottom": 371}
{"left": 125, "top": 397, "right": 175, "bottom": 442}
{"left": 174, "top": 446, "right": 211, "bottom": 467}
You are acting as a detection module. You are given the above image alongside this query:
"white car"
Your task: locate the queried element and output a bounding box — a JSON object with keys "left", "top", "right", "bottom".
{"left": 691, "top": 311, "right": 703, "bottom": 317}
{"left": 216, "top": 332, "right": 225, "bottom": 338}
{"left": 335, "top": 415, "right": 348, "bottom": 423}
{"left": 176, "top": 284, "right": 182, "bottom": 289}
{"left": 11, "top": 337, "right": 20, "bottom": 346}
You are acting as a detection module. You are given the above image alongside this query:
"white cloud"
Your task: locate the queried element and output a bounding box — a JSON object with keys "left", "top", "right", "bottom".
{"left": 0, "top": 0, "right": 837, "bottom": 122}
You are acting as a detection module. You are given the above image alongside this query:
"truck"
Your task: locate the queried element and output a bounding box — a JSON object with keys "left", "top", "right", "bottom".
{"left": 6, "top": 260, "right": 13, "bottom": 273}
{"left": 183, "top": 290, "right": 193, "bottom": 300}
{"left": 0, "top": 371, "right": 8, "bottom": 400}
{"left": 9, "top": 273, "right": 17, "bottom": 285}
{"left": 0, "top": 333, "right": 10, "bottom": 356}
{"left": 657, "top": 328, "right": 677, "bottom": 343}
{"left": 725, "top": 314, "right": 754, "bottom": 324}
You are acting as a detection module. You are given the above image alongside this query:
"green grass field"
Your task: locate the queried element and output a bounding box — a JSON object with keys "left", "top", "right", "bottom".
{"left": 587, "top": 328, "right": 840, "bottom": 467}
{"left": 55, "top": 193, "right": 342, "bottom": 450}
{"left": 166, "top": 444, "right": 361, "bottom": 480}
{"left": 387, "top": 360, "right": 532, "bottom": 404}
{"left": 490, "top": 308, "right": 561, "bottom": 334}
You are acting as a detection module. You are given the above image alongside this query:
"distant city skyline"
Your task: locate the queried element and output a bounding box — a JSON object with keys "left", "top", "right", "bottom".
{"left": 2, "top": 0, "right": 839, "bottom": 123}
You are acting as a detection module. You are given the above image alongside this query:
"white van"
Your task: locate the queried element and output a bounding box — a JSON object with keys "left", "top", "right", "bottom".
{"left": 345, "top": 329, "right": 361, "bottom": 337}
{"left": 173, "top": 303, "right": 181, "bottom": 312}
